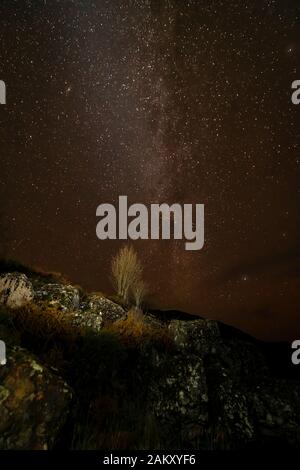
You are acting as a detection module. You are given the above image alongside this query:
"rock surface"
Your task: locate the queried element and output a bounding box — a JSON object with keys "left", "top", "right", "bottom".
{"left": 34, "top": 283, "right": 80, "bottom": 311}
{"left": 0, "top": 268, "right": 300, "bottom": 449}
{"left": 0, "top": 345, "right": 72, "bottom": 450}
{"left": 0, "top": 273, "right": 33, "bottom": 308}
{"left": 147, "top": 319, "right": 300, "bottom": 448}
{"left": 72, "top": 294, "right": 125, "bottom": 331}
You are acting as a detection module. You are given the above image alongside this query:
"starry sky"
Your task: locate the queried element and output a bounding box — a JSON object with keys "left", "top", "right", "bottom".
{"left": 0, "top": 0, "right": 300, "bottom": 340}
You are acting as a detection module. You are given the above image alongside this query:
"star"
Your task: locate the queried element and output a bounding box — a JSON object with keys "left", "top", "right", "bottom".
{"left": 65, "top": 85, "right": 72, "bottom": 96}
{"left": 0, "top": 0, "right": 299, "bottom": 340}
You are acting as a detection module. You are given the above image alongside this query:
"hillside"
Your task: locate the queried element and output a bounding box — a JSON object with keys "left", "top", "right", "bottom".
{"left": 0, "top": 262, "right": 300, "bottom": 450}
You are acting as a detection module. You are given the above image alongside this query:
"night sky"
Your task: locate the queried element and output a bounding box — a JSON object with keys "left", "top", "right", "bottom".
{"left": 1, "top": 0, "right": 300, "bottom": 340}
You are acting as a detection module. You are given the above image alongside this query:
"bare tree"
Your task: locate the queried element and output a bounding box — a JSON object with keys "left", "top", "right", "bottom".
{"left": 111, "top": 245, "right": 142, "bottom": 305}
{"left": 132, "top": 279, "right": 148, "bottom": 309}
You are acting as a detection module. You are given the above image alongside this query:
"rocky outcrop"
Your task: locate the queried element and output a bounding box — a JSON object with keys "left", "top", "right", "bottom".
{"left": 0, "top": 268, "right": 299, "bottom": 450}
{"left": 146, "top": 319, "right": 300, "bottom": 449}
{"left": 72, "top": 294, "right": 125, "bottom": 332}
{"left": 147, "top": 348, "right": 208, "bottom": 445}
{"left": 168, "top": 318, "right": 220, "bottom": 352}
{"left": 142, "top": 319, "right": 220, "bottom": 446}
{"left": 0, "top": 345, "right": 72, "bottom": 450}
{"left": 252, "top": 379, "right": 300, "bottom": 447}
{"left": 34, "top": 283, "right": 80, "bottom": 311}
{"left": 0, "top": 273, "right": 33, "bottom": 308}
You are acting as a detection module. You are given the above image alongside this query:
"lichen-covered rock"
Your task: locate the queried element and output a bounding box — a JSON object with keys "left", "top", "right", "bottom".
{"left": 168, "top": 318, "right": 220, "bottom": 353}
{"left": 1, "top": 268, "right": 300, "bottom": 450}
{"left": 34, "top": 283, "right": 80, "bottom": 311}
{"left": 147, "top": 349, "right": 208, "bottom": 446}
{"left": 142, "top": 320, "right": 216, "bottom": 447}
{"left": 0, "top": 273, "right": 33, "bottom": 308}
{"left": 203, "top": 338, "right": 300, "bottom": 448}
{"left": 0, "top": 346, "right": 72, "bottom": 450}
{"left": 72, "top": 295, "right": 125, "bottom": 332}
{"left": 145, "top": 320, "right": 300, "bottom": 449}
{"left": 252, "top": 379, "right": 300, "bottom": 447}
{"left": 205, "top": 359, "right": 255, "bottom": 447}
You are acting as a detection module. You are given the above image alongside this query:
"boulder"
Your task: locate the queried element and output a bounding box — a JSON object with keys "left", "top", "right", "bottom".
{"left": 147, "top": 349, "right": 208, "bottom": 447}
{"left": 72, "top": 295, "right": 125, "bottom": 332}
{"left": 1, "top": 268, "right": 300, "bottom": 450}
{"left": 146, "top": 319, "right": 300, "bottom": 449}
{"left": 34, "top": 283, "right": 80, "bottom": 311}
{"left": 0, "top": 273, "right": 33, "bottom": 308}
{"left": 0, "top": 345, "right": 72, "bottom": 450}
{"left": 252, "top": 379, "right": 300, "bottom": 447}
{"left": 168, "top": 318, "right": 220, "bottom": 353}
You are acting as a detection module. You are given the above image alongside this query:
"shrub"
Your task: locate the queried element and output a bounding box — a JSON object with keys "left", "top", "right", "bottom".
{"left": 111, "top": 246, "right": 142, "bottom": 306}
{"left": 106, "top": 308, "right": 172, "bottom": 350}
{"left": 9, "top": 301, "right": 79, "bottom": 354}
{"left": 131, "top": 279, "right": 148, "bottom": 309}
